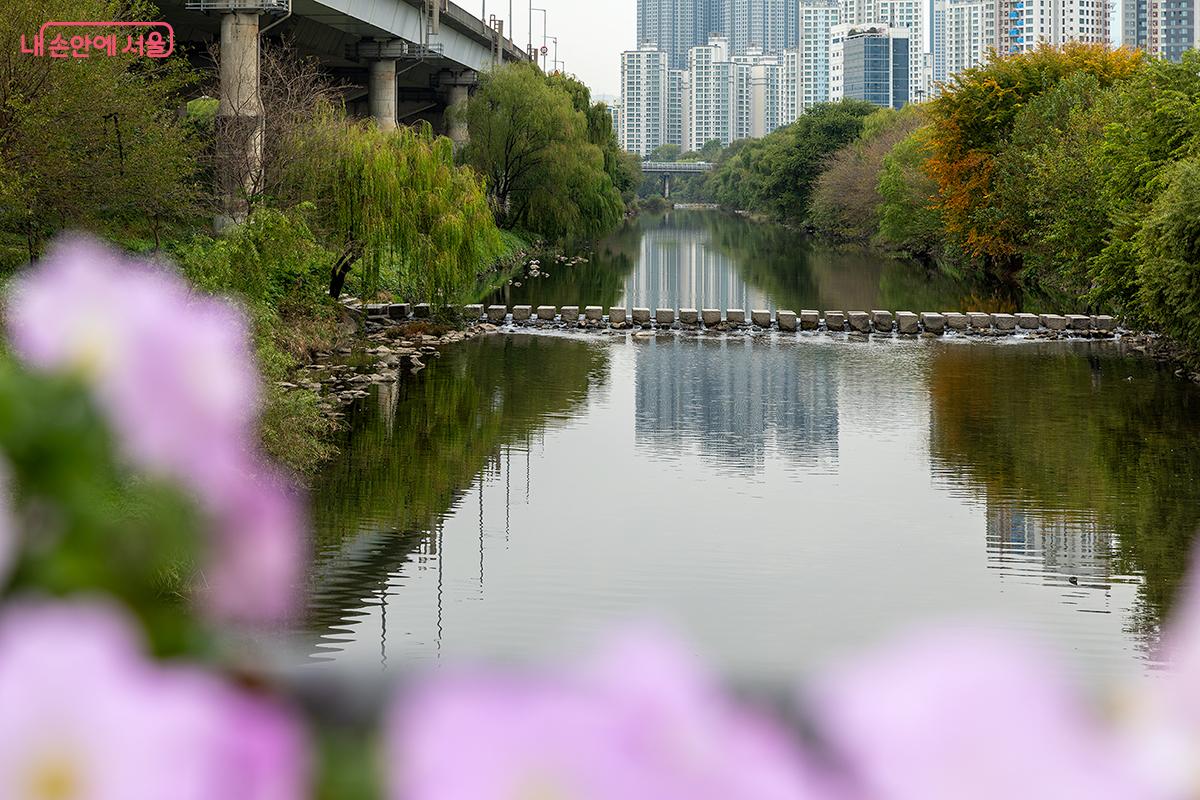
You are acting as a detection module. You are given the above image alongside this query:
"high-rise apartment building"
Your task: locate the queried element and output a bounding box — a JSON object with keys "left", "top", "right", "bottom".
{"left": 688, "top": 36, "right": 737, "bottom": 149}
{"left": 996, "top": 0, "right": 1108, "bottom": 55}
{"left": 1123, "top": 0, "right": 1195, "bottom": 60}
{"left": 667, "top": 69, "right": 691, "bottom": 148}
{"left": 932, "top": 0, "right": 996, "bottom": 88}
{"left": 621, "top": 44, "right": 670, "bottom": 157}
{"left": 830, "top": 23, "right": 910, "bottom": 109}
{"left": 638, "top": 0, "right": 700, "bottom": 69}
{"left": 799, "top": 0, "right": 840, "bottom": 110}
{"left": 839, "top": 0, "right": 927, "bottom": 101}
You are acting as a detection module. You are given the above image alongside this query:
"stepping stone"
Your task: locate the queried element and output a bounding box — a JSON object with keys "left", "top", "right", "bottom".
{"left": 920, "top": 312, "right": 945, "bottom": 334}
{"left": 896, "top": 311, "right": 919, "bottom": 334}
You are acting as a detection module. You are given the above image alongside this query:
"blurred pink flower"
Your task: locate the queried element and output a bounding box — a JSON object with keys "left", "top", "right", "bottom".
{"left": 0, "top": 460, "right": 13, "bottom": 585}
{"left": 6, "top": 235, "right": 259, "bottom": 497}
{"left": 389, "top": 629, "right": 838, "bottom": 800}
{"left": 0, "top": 600, "right": 307, "bottom": 800}
{"left": 806, "top": 629, "right": 1152, "bottom": 800}
{"left": 1118, "top": 538, "right": 1200, "bottom": 798}
{"left": 202, "top": 461, "right": 306, "bottom": 625}
{"left": 6, "top": 236, "right": 305, "bottom": 624}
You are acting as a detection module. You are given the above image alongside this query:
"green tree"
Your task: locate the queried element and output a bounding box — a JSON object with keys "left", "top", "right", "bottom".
{"left": 463, "top": 63, "right": 624, "bottom": 241}
{"left": 707, "top": 100, "right": 876, "bottom": 221}
{"left": 649, "top": 144, "right": 682, "bottom": 162}
{"left": 292, "top": 118, "right": 503, "bottom": 301}
{"left": 810, "top": 106, "right": 923, "bottom": 242}
{"left": 922, "top": 44, "right": 1142, "bottom": 279}
{"left": 0, "top": 0, "right": 200, "bottom": 266}
{"left": 876, "top": 128, "right": 944, "bottom": 260}
{"left": 1134, "top": 157, "right": 1200, "bottom": 352}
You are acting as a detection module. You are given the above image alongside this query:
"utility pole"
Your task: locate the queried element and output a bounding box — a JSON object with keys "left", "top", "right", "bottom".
{"left": 531, "top": 6, "right": 547, "bottom": 67}
{"left": 550, "top": 36, "right": 559, "bottom": 72}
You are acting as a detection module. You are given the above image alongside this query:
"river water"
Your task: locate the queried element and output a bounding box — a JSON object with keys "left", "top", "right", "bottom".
{"left": 298, "top": 212, "right": 1200, "bottom": 683}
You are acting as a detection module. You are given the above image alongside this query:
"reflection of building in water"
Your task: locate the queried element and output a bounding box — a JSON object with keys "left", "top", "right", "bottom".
{"left": 634, "top": 338, "right": 838, "bottom": 470}
{"left": 987, "top": 505, "right": 1114, "bottom": 583}
{"left": 624, "top": 222, "right": 772, "bottom": 312}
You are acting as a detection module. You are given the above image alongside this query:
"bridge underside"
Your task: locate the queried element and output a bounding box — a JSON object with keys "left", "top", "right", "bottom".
{"left": 162, "top": 0, "right": 526, "bottom": 135}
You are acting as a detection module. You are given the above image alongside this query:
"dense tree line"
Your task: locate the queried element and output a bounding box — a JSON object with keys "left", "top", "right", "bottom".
{"left": 642, "top": 46, "right": 1200, "bottom": 355}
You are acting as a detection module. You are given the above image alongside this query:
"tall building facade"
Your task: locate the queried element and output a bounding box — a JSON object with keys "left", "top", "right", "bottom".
{"left": 620, "top": 44, "right": 670, "bottom": 157}
{"left": 995, "top": 0, "right": 1108, "bottom": 55}
{"left": 830, "top": 23, "right": 910, "bottom": 109}
{"left": 688, "top": 36, "right": 736, "bottom": 150}
{"left": 839, "top": 0, "right": 927, "bottom": 102}
{"left": 799, "top": 0, "right": 840, "bottom": 110}
{"left": 932, "top": 0, "right": 996, "bottom": 88}
{"left": 1123, "top": 0, "right": 1195, "bottom": 60}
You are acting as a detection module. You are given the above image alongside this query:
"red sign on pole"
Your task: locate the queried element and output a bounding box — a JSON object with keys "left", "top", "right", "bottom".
{"left": 540, "top": 45, "right": 548, "bottom": 55}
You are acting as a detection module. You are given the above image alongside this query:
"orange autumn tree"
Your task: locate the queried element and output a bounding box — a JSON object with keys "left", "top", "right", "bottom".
{"left": 924, "top": 44, "right": 1142, "bottom": 280}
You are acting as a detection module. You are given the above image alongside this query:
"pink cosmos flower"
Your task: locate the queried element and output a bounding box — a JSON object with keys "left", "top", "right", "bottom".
{"left": 806, "top": 628, "right": 1154, "bottom": 800}
{"left": 0, "top": 600, "right": 307, "bottom": 800}
{"left": 6, "top": 235, "right": 259, "bottom": 498}
{"left": 0, "top": 460, "right": 13, "bottom": 585}
{"left": 202, "top": 460, "right": 306, "bottom": 625}
{"left": 5, "top": 236, "right": 305, "bottom": 624}
{"left": 1118, "top": 534, "right": 1200, "bottom": 798}
{"left": 389, "top": 629, "right": 840, "bottom": 800}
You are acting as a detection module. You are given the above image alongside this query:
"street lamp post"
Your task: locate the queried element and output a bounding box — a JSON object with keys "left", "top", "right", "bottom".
{"left": 531, "top": 6, "right": 546, "bottom": 68}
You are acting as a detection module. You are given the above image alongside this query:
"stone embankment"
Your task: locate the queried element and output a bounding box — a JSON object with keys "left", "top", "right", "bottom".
{"left": 278, "top": 301, "right": 504, "bottom": 415}
{"left": 358, "top": 302, "right": 1120, "bottom": 338}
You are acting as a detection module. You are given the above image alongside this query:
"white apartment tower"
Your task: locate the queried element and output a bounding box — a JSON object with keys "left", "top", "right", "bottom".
{"left": 800, "top": 0, "right": 840, "bottom": 111}
{"left": 996, "top": 0, "right": 1109, "bottom": 54}
{"left": 688, "top": 36, "right": 741, "bottom": 150}
{"left": 620, "top": 44, "right": 670, "bottom": 157}
{"left": 932, "top": 0, "right": 996, "bottom": 88}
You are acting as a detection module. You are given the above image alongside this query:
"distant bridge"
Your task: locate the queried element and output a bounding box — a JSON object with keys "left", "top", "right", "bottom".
{"left": 640, "top": 161, "right": 714, "bottom": 197}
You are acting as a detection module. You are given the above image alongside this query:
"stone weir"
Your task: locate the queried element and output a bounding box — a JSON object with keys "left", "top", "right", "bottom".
{"left": 356, "top": 302, "right": 1120, "bottom": 338}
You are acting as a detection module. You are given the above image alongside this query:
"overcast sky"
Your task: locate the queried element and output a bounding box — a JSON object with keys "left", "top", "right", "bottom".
{"left": 485, "top": 0, "right": 635, "bottom": 98}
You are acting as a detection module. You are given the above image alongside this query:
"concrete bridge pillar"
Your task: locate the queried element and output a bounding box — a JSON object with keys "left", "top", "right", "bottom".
{"left": 368, "top": 58, "right": 398, "bottom": 131}
{"left": 217, "top": 11, "right": 263, "bottom": 228}
{"left": 438, "top": 71, "right": 477, "bottom": 148}
{"left": 662, "top": 173, "right": 672, "bottom": 199}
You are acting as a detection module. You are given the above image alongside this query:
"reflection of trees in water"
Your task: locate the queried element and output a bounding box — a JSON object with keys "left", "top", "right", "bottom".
{"left": 301, "top": 335, "right": 608, "bottom": 653}
{"left": 489, "top": 210, "right": 991, "bottom": 314}
{"left": 487, "top": 220, "right": 642, "bottom": 309}
{"left": 633, "top": 337, "right": 839, "bottom": 472}
{"left": 927, "top": 342, "right": 1200, "bottom": 650}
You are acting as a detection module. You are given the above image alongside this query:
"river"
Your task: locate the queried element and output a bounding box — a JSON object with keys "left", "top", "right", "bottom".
{"left": 295, "top": 211, "right": 1200, "bottom": 683}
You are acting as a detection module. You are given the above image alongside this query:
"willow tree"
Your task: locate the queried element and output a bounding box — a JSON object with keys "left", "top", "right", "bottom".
{"left": 295, "top": 118, "right": 503, "bottom": 300}
{"left": 460, "top": 63, "right": 624, "bottom": 241}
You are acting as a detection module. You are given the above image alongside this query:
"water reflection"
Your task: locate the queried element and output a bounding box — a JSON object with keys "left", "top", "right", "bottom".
{"left": 634, "top": 337, "right": 839, "bottom": 471}
{"left": 300, "top": 335, "right": 608, "bottom": 660}
{"left": 488, "top": 211, "right": 995, "bottom": 312}
{"left": 300, "top": 334, "right": 1200, "bottom": 680}
{"left": 928, "top": 341, "right": 1200, "bottom": 657}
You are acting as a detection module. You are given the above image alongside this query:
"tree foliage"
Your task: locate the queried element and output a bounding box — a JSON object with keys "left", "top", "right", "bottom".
{"left": 922, "top": 44, "right": 1142, "bottom": 274}
{"left": 810, "top": 106, "right": 924, "bottom": 242}
{"left": 0, "top": 0, "right": 200, "bottom": 266}
{"left": 294, "top": 117, "right": 504, "bottom": 301}
{"left": 707, "top": 100, "right": 876, "bottom": 221}
{"left": 462, "top": 63, "right": 625, "bottom": 241}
